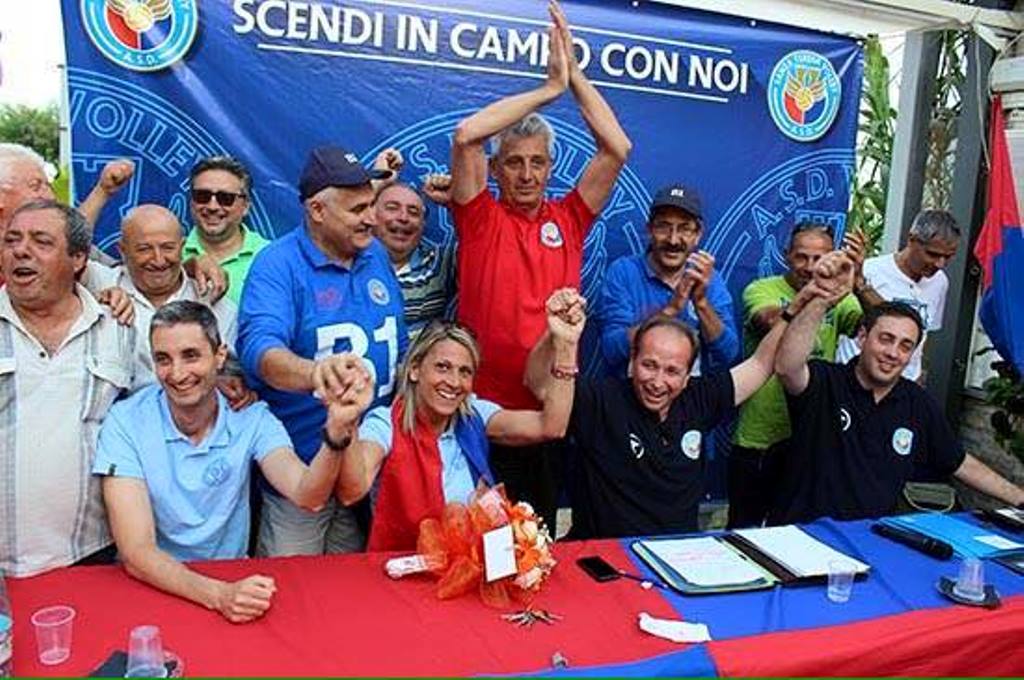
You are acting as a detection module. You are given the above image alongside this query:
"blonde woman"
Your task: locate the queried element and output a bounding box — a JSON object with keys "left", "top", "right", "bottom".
{"left": 334, "top": 289, "right": 585, "bottom": 551}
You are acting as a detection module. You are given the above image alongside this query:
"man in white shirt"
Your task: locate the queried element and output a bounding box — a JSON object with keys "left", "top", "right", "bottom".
{"left": 0, "top": 200, "right": 135, "bottom": 576}
{"left": 87, "top": 205, "right": 240, "bottom": 394}
{"left": 839, "top": 210, "right": 959, "bottom": 381}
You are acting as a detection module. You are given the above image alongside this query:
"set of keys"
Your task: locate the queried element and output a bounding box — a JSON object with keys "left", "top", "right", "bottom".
{"left": 501, "top": 608, "right": 563, "bottom": 628}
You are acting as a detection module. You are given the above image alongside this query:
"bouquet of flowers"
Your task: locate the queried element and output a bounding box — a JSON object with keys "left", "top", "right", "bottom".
{"left": 384, "top": 484, "right": 557, "bottom": 608}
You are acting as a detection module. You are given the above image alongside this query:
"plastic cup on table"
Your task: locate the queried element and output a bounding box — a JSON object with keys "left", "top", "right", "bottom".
{"left": 826, "top": 559, "right": 856, "bottom": 603}
{"left": 30, "top": 605, "right": 76, "bottom": 666}
{"left": 125, "top": 625, "right": 168, "bottom": 678}
{"left": 952, "top": 557, "right": 987, "bottom": 603}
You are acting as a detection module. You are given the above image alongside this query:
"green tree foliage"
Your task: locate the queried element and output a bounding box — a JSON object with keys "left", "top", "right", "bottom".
{"left": 848, "top": 36, "right": 896, "bottom": 255}
{"left": 0, "top": 104, "right": 60, "bottom": 165}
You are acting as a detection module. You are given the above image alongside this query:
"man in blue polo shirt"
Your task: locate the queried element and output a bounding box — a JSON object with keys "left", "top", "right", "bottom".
{"left": 596, "top": 184, "right": 739, "bottom": 377}
{"left": 238, "top": 145, "right": 408, "bottom": 556}
{"left": 95, "top": 301, "right": 373, "bottom": 623}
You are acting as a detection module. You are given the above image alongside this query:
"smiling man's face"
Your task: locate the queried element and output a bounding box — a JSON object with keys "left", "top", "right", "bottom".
{"left": 373, "top": 184, "right": 425, "bottom": 265}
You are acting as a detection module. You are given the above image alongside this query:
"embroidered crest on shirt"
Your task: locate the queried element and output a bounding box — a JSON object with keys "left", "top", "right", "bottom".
{"left": 629, "top": 432, "right": 646, "bottom": 460}
{"left": 367, "top": 278, "right": 390, "bottom": 306}
{"left": 892, "top": 427, "right": 914, "bottom": 456}
{"left": 315, "top": 286, "right": 343, "bottom": 311}
{"left": 680, "top": 430, "right": 702, "bottom": 460}
{"left": 202, "top": 457, "right": 232, "bottom": 486}
{"left": 539, "top": 221, "right": 564, "bottom": 248}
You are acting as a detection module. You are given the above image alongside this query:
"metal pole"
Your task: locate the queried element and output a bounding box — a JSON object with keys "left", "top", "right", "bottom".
{"left": 882, "top": 30, "right": 942, "bottom": 253}
{"left": 926, "top": 33, "right": 995, "bottom": 420}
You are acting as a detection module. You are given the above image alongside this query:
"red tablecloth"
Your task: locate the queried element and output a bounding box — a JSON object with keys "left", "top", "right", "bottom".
{"left": 8, "top": 540, "right": 683, "bottom": 677}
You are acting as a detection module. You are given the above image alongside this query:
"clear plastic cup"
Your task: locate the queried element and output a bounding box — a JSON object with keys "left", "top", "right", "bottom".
{"left": 827, "top": 559, "right": 856, "bottom": 603}
{"left": 125, "top": 625, "right": 168, "bottom": 678}
{"left": 30, "top": 605, "right": 75, "bottom": 666}
{"left": 952, "top": 557, "right": 987, "bottom": 603}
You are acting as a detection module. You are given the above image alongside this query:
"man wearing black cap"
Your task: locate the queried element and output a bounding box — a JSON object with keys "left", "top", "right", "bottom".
{"left": 596, "top": 184, "right": 739, "bottom": 378}
{"left": 238, "top": 145, "right": 408, "bottom": 556}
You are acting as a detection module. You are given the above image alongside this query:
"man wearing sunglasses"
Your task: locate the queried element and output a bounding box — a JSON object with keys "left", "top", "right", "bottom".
{"left": 596, "top": 184, "right": 739, "bottom": 378}
{"left": 0, "top": 144, "right": 230, "bottom": 318}
{"left": 729, "top": 221, "right": 862, "bottom": 528}
{"left": 183, "top": 156, "right": 271, "bottom": 306}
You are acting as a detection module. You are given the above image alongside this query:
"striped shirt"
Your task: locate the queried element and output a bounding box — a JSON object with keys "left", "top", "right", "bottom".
{"left": 395, "top": 240, "right": 456, "bottom": 343}
{"left": 0, "top": 286, "right": 135, "bottom": 577}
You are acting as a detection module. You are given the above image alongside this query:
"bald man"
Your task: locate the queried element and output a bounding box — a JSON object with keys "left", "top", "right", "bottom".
{"left": 89, "top": 205, "right": 239, "bottom": 391}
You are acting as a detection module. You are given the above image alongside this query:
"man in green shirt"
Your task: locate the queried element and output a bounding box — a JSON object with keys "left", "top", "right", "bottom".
{"left": 183, "top": 156, "right": 271, "bottom": 305}
{"left": 729, "top": 222, "right": 862, "bottom": 527}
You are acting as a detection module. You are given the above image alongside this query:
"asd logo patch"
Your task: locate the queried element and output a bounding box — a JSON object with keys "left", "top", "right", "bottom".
{"left": 680, "top": 430, "right": 702, "bottom": 460}
{"left": 767, "top": 50, "right": 841, "bottom": 142}
{"left": 367, "top": 278, "right": 391, "bottom": 306}
{"left": 539, "top": 221, "right": 565, "bottom": 249}
{"left": 892, "top": 427, "right": 914, "bottom": 457}
{"left": 81, "top": 0, "right": 199, "bottom": 72}
{"left": 202, "top": 457, "right": 232, "bottom": 486}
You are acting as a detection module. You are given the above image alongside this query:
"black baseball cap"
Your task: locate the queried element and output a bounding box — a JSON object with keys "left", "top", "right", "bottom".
{"left": 298, "top": 145, "right": 390, "bottom": 201}
{"left": 650, "top": 184, "right": 703, "bottom": 221}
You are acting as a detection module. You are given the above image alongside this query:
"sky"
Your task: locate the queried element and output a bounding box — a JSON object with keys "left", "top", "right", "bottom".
{"left": 0, "top": 0, "right": 64, "bottom": 108}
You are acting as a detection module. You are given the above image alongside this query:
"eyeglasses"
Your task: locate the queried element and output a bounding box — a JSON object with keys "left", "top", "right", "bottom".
{"left": 190, "top": 188, "right": 246, "bottom": 208}
{"left": 650, "top": 220, "right": 701, "bottom": 238}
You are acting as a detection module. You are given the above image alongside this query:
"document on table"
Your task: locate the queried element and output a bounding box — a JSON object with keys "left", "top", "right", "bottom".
{"left": 639, "top": 536, "right": 767, "bottom": 587}
{"left": 733, "top": 525, "right": 869, "bottom": 578}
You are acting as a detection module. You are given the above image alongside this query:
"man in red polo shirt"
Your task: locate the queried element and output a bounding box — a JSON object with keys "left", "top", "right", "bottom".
{"left": 449, "top": 1, "right": 631, "bottom": 528}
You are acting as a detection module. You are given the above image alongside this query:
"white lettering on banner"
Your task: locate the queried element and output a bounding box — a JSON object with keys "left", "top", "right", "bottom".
{"left": 232, "top": 0, "right": 753, "bottom": 104}
{"left": 235, "top": 0, "right": 385, "bottom": 49}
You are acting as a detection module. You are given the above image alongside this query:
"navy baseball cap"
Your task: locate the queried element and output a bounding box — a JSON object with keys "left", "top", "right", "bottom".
{"left": 650, "top": 184, "right": 703, "bottom": 221}
{"left": 298, "top": 145, "right": 390, "bottom": 200}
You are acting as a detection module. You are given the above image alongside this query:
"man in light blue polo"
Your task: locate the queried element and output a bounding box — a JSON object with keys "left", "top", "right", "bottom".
{"left": 94, "top": 301, "right": 373, "bottom": 624}
{"left": 596, "top": 184, "right": 739, "bottom": 376}
{"left": 238, "top": 145, "right": 408, "bottom": 556}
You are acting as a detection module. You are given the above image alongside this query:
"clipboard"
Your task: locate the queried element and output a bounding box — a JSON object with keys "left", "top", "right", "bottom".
{"left": 631, "top": 525, "right": 870, "bottom": 595}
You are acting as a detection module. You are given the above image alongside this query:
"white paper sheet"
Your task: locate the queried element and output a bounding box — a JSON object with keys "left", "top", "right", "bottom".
{"left": 482, "top": 525, "right": 517, "bottom": 582}
{"left": 639, "top": 536, "right": 766, "bottom": 587}
{"left": 974, "top": 534, "right": 1024, "bottom": 551}
{"left": 733, "top": 525, "right": 869, "bottom": 577}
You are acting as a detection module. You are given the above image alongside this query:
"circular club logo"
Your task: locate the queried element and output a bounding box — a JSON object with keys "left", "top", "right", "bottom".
{"left": 767, "top": 50, "right": 841, "bottom": 143}
{"left": 367, "top": 278, "right": 390, "bottom": 306}
{"left": 81, "top": 0, "right": 199, "bottom": 72}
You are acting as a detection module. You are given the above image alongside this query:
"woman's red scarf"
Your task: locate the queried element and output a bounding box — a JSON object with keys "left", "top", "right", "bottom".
{"left": 367, "top": 398, "right": 491, "bottom": 551}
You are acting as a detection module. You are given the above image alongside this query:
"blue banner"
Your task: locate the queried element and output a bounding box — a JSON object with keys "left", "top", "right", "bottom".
{"left": 61, "top": 0, "right": 862, "bottom": 378}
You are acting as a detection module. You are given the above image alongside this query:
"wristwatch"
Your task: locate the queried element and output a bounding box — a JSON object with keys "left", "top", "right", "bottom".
{"left": 322, "top": 428, "right": 352, "bottom": 452}
{"left": 780, "top": 307, "right": 796, "bottom": 323}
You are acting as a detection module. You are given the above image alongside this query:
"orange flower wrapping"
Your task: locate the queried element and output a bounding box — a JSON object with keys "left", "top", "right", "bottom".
{"left": 410, "top": 484, "right": 556, "bottom": 605}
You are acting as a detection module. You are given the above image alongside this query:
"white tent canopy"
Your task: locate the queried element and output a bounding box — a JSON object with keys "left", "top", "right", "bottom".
{"left": 654, "top": 0, "right": 1023, "bottom": 39}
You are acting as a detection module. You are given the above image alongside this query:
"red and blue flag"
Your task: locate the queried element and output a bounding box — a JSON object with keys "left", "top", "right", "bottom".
{"left": 975, "top": 96, "right": 1024, "bottom": 375}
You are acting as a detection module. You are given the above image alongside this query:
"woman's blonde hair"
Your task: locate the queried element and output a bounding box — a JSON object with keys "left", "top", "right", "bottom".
{"left": 397, "top": 320, "right": 482, "bottom": 434}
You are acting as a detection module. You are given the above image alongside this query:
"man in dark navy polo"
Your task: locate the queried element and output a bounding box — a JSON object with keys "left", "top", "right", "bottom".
{"left": 529, "top": 309, "right": 787, "bottom": 539}
{"left": 771, "top": 252, "right": 1024, "bottom": 524}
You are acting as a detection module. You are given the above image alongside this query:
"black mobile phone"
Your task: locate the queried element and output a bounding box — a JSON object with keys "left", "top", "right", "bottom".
{"left": 577, "top": 555, "right": 621, "bottom": 582}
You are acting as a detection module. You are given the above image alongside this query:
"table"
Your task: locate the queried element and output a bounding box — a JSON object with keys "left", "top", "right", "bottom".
{"left": 8, "top": 517, "right": 1024, "bottom": 676}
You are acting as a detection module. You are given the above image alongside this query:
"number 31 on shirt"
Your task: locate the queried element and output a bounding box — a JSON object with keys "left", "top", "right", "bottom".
{"left": 314, "top": 317, "right": 399, "bottom": 398}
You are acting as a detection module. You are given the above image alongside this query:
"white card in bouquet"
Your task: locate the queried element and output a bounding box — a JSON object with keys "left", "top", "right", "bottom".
{"left": 483, "top": 525, "right": 517, "bottom": 582}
